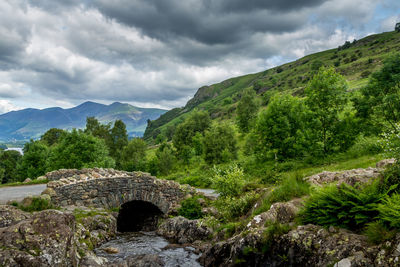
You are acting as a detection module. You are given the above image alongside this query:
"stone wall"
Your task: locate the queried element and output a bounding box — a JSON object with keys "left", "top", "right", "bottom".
{"left": 46, "top": 171, "right": 193, "bottom": 214}
{"left": 42, "top": 168, "right": 132, "bottom": 181}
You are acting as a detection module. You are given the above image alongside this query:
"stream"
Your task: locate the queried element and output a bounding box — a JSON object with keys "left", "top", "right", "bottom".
{"left": 94, "top": 231, "right": 202, "bottom": 267}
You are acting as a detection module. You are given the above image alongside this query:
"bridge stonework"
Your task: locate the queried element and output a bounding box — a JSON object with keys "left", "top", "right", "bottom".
{"left": 43, "top": 169, "right": 193, "bottom": 214}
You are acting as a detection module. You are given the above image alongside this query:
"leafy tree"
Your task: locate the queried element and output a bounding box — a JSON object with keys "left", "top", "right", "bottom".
{"left": 173, "top": 110, "right": 211, "bottom": 159}
{"left": 236, "top": 88, "right": 259, "bottom": 133}
{"left": 305, "top": 67, "right": 349, "bottom": 154}
{"left": 48, "top": 129, "right": 115, "bottom": 170}
{"left": 120, "top": 138, "right": 147, "bottom": 171}
{"left": 255, "top": 94, "right": 315, "bottom": 160}
{"left": 203, "top": 123, "right": 237, "bottom": 164}
{"left": 355, "top": 54, "right": 400, "bottom": 131}
{"left": 0, "top": 150, "right": 22, "bottom": 183}
{"left": 41, "top": 128, "right": 66, "bottom": 146}
{"left": 110, "top": 120, "right": 128, "bottom": 165}
{"left": 84, "top": 117, "right": 112, "bottom": 147}
{"left": 155, "top": 142, "right": 176, "bottom": 176}
{"left": 18, "top": 140, "right": 49, "bottom": 180}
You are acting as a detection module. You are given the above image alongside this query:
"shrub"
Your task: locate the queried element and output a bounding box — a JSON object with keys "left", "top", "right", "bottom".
{"left": 178, "top": 197, "right": 203, "bottom": 220}
{"left": 211, "top": 164, "right": 246, "bottom": 197}
{"left": 203, "top": 123, "right": 238, "bottom": 164}
{"left": 20, "top": 197, "right": 53, "bottom": 212}
{"left": 215, "top": 192, "right": 259, "bottom": 221}
{"left": 299, "top": 180, "right": 388, "bottom": 230}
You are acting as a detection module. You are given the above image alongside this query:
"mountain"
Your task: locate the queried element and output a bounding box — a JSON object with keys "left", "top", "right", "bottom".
{"left": 144, "top": 30, "right": 400, "bottom": 140}
{"left": 0, "top": 101, "right": 167, "bottom": 141}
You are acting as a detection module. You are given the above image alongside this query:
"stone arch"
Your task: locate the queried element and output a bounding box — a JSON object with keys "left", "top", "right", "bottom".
{"left": 48, "top": 175, "right": 191, "bottom": 216}
{"left": 117, "top": 200, "right": 163, "bottom": 232}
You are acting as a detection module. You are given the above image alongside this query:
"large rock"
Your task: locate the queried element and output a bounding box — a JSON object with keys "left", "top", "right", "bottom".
{"left": 0, "top": 209, "right": 78, "bottom": 267}
{"left": 246, "top": 199, "right": 302, "bottom": 229}
{"left": 376, "top": 158, "right": 396, "bottom": 169}
{"left": 199, "top": 224, "right": 379, "bottom": 267}
{"left": 157, "top": 216, "right": 212, "bottom": 244}
{"left": 0, "top": 205, "right": 30, "bottom": 228}
{"left": 304, "top": 167, "right": 380, "bottom": 186}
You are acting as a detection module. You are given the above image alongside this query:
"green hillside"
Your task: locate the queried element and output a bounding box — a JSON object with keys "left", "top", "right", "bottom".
{"left": 145, "top": 30, "right": 400, "bottom": 140}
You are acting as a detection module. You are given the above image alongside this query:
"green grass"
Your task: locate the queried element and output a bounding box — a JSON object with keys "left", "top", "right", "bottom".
{"left": 0, "top": 179, "right": 48, "bottom": 188}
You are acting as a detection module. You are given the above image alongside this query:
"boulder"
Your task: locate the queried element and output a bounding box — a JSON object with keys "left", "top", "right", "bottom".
{"left": 23, "top": 178, "right": 32, "bottom": 183}
{"left": 36, "top": 176, "right": 47, "bottom": 181}
{"left": 0, "top": 205, "right": 30, "bottom": 228}
{"left": 376, "top": 158, "right": 396, "bottom": 169}
{"left": 246, "top": 199, "right": 302, "bottom": 229}
{"left": 304, "top": 167, "right": 380, "bottom": 186}
{"left": 157, "top": 216, "right": 212, "bottom": 244}
{"left": 0, "top": 209, "right": 78, "bottom": 267}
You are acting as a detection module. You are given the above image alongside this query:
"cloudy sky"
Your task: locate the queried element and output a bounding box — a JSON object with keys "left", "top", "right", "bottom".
{"left": 0, "top": 0, "right": 399, "bottom": 113}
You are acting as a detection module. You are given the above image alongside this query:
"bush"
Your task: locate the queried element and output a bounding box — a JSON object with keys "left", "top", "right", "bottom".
{"left": 178, "top": 197, "right": 203, "bottom": 220}
{"left": 211, "top": 164, "right": 246, "bottom": 197}
{"left": 215, "top": 192, "right": 259, "bottom": 221}
{"left": 299, "top": 180, "right": 388, "bottom": 231}
{"left": 19, "top": 197, "right": 53, "bottom": 212}
{"left": 203, "top": 123, "right": 238, "bottom": 164}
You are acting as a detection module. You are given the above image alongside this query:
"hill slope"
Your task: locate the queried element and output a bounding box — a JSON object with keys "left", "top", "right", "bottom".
{"left": 0, "top": 101, "right": 166, "bottom": 141}
{"left": 144, "top": 30, "right": 400, "bottom": 140}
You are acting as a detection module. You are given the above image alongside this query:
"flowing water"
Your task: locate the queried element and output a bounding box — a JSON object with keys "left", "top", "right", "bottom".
{"left": 94, "top": 232, "right": 202, "bottom": 267}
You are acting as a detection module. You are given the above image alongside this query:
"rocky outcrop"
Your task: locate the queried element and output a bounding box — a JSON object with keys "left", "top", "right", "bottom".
{"left": 200, "top": 224, "right": 380, "bottom": 267}
{"left": 0, "top": 206, "right": 117, "bottom": 267}
{"left": 246, "top": 199, "right": 302, "bottom": 229}
{"left": 304, "top": 167, "right": 380, "bottom": 186}
{"left": 157, "top": 216, "right": 212, "bottom": 244}
{"left": 0, "top": 205, "right": 30, "bottom": 228}
{"left": 0, "top": 209, "right": 78, "bottom": 267}
{"left": 376, "top": 158, "right": 396, "bottom": 169}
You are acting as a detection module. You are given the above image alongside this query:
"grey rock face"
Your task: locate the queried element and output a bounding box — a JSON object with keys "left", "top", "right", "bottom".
{"left": 0, "top": 205, "right": 30, "bottom": 228}
{"left": 157, "top": 216, "right": 212, "bottom": 244}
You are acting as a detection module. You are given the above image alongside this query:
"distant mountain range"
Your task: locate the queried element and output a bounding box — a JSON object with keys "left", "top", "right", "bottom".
{"left": 0, "top": 101, "right": 167, "bottom": 141}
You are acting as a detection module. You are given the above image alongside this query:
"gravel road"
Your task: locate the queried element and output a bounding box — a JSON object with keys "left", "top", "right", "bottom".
{"left": 0, "top": 184, "right": 46, "bottom": 204}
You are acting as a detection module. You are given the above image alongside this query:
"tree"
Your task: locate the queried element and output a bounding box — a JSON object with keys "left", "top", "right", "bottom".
{"left": 120, "top": 138, "right": 147, "bottom": 171}
{"left": 305, "top": 67, "right": 348, "bottom": 154}
{"left": 41, "top": 128, "right": 66, "bottom": 146}
{"left": 154, "top": 142, "right": 176, "bottom": 176}
{"left": 203, "top": 123, "right": 238, "bottom": 164}
{"left": 18, "top": 140, "right": 49, "bottom": 180}
{"left": 110, "top": 120, "right": 128, "bottom": 165}
{"left": 355, "top": 54, "right": 400, "bottom": 131}
{"left": 255, "top": 94, "right": 315, "bottom": 160}
{"left": 173, "top": 110, "right": 211, "bottom": 159}
{"left": 48, "top": 130, "right": 115, "bottom": 170}
{"left": 396, "top": 22, "right": 400, "bottom": 32}
{"left": 236, "top": 88, "right": 259, "bottom": 133}
{"left": 0, "top": 150, "right": 22, "bottom": 183}
{"left": 84, "top": 117, "right": 112, "bottom": 146}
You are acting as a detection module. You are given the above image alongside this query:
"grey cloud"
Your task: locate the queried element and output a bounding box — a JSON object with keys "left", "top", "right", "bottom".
{"left": 95, "top": 0, "right": 317, "bottom": 45}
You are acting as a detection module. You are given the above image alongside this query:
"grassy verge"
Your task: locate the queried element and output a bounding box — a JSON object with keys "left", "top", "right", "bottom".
{"left": 0, "top": 179, "right": 48, "bottom": 188}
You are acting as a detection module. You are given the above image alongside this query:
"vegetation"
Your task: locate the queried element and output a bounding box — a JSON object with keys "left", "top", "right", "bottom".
{"left": 178, "top": 196, "right": 204, "bottom": 219}
{"left": 3, "top": 30, "right": 400, "bottom": 248}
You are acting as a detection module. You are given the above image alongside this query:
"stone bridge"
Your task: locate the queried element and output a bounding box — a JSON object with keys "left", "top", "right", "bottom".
{"left": 41, "top": 168, "right": 194, "bottom": 231}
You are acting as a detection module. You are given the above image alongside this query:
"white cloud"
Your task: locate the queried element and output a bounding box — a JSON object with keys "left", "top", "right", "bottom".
{"left": 0, "top": 100, "right": 19, "bottom": 114}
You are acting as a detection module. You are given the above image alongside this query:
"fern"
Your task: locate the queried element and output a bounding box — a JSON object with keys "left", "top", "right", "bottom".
{"left": 299, "top": 180, "right": 388, "bottom": 230}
